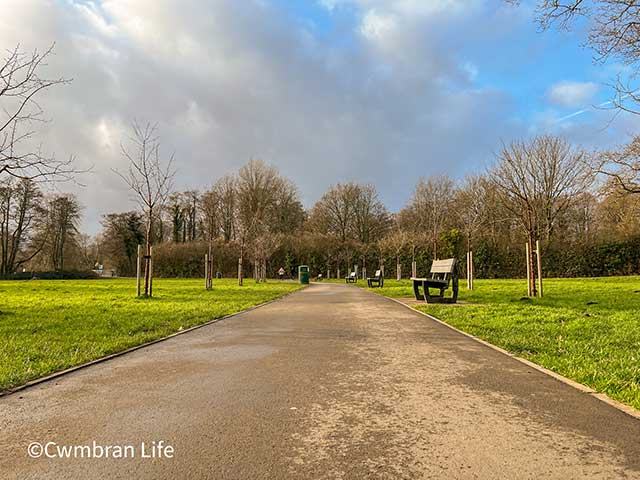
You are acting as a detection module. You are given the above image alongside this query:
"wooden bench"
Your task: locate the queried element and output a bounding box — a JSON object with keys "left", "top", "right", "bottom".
{"left": 411, "top": 258, "right": 458, "bottom": 303}
{"left": 367, "top": 269, "right": 384, "bottom": 288}
{"left": 345, "top": 271, "right": 357, "bottom": 283}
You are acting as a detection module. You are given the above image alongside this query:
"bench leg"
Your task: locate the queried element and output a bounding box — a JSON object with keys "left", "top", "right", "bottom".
{"left": 424, "top": 282, "right": 432, "bottom": 303}
{"left": 413, "top": 281, "right": 422, "bottom": 300}
{"left": 451, "top": 276, "right": 459, "bottom": 303}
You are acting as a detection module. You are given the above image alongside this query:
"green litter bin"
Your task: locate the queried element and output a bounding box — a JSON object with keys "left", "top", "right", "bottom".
{"left": 298, "top": 265, "right": 310, "bottom": 285}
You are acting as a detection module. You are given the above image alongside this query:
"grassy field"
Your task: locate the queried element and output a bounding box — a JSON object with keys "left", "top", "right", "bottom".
{"left": 0, "top": 278, "right": 303, "bottom": 392}
{"left": 358, "top": 277, "right": 640, "bottom": 410}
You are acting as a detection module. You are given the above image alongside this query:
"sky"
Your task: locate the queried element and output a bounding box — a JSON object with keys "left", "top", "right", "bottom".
{"left": 2, "top": 0, "right": 640, "bottom": 234}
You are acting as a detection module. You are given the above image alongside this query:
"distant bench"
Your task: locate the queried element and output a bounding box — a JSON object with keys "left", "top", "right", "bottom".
{"left": 411, "top": 258, "right": 458, "bottom": 303}
{"left": 345, "top": 271, "right": 357, "bottom": 283}
{"left": 367, "top": 269, "right": 383, "bottom": 288}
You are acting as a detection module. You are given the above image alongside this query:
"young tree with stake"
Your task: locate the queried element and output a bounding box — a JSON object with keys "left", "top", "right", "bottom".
{"left": 491, "top": 135, "right": 591, "bottom": 296}
{"left": 115, "top": 122, "right": 174, "bottom": 297}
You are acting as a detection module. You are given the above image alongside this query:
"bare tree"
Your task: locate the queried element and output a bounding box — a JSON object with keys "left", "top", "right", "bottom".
{"left": 45, "top": 193, "right": 81, "bottom": 271}
{"left": 235, "top": 159, "right": 301, "bottom": 284}
{"left": 308, "top": 183, "right": 359, "bottom": 242}
{"left": 596, "top": 180, "right": 640, "bottom": 239}
{"left": 236, "top": 160, "right": 279, "bottom": 285}
{"left": 380, "top": 228, "right": 408, "bottom": 280}
{"left": 214, "top": 175, "right": 238, "bottom": 242}
{"left": 0, "top": 43, "right": 77, "bottom": 181}
{"left": 167, "top": 192, "right": 185, "bottom": 243}
{"left": 595, "top": 135, "right": 640, "bottom": 193}
{"left": 116, "top": 122, "right": 174, "bottom": 296}
{"left": 401, "top": 176, "right": 455, "bottom": 259}
{"left": 352, "top": 184, "right": 391, "bottom": 244}
{"left": 308, "top": 182, "right": 389, "bottom": 244}
{"left": 183, "top": 190, "right": 199, "bottom": 242}
{"left": 250, "top": 231, "right": 283, "bottom": 282}
{"left": 0, "top": 178, "right": 46, "bottom": 276}
{"left": 454, "top": 175, "right": 488, "bottom": 254}
{"left": 101, "top": 211, "right": 145, "bottom": 276}
{"left": 491, "top": 135, "right": 591, "bottom": 296}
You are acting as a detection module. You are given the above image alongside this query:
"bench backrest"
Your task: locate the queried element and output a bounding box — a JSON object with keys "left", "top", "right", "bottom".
{"left": 430, "top": 259, "right": 456, "bottom": 284}
{"left": 430, "top": 258, "right": 456, "bottom": 274}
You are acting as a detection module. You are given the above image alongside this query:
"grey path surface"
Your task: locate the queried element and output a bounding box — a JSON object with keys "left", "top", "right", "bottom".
{"left": 2, "top": 283, "right": 640, "bottom": 479}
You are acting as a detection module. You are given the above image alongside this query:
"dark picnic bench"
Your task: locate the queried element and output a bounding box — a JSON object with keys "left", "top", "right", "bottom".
{"left": 411, "top": 258, "right": 458, "bottom": 303}
{"left": 345, "top": 271, "right": 357, "bottom": 283}
{"left": 367, "top": 269, "right": 384, "bottom": 288}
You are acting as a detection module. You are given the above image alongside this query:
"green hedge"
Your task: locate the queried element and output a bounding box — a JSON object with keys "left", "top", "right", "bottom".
{"left": 2, "top": 270, "right": 99, "bottom": 280}
{"left": 127, "top": 235, "right": 640, "bottom": 280}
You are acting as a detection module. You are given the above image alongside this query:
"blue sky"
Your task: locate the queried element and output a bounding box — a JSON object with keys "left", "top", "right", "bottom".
{"left": 1, "top": 0, "right": 638, "bottom": 233}
{"left": 282, "top": 0, "right": 616, "bottom": 125}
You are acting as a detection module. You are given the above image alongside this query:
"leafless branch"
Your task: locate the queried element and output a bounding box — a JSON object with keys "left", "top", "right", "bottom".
{"left": 0, "top": 43, "right": 80, "bottom": 182}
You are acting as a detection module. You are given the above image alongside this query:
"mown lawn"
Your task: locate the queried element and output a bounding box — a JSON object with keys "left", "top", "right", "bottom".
{"left": 359, "top": 277, "right": 640, "bottom": 410}
{"left": 0, "top": 278, "right": 302, "bottom": 392}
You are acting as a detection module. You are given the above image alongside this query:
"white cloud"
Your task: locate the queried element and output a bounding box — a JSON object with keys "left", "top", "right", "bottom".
{"left": 360, "top": 9, "right": 397, "bottom": 40}
{"left": 320, "top": 0, "right": 479, "bottom": 17}
{"left": 547, "top": 81, "right": 599, "bottom": 108}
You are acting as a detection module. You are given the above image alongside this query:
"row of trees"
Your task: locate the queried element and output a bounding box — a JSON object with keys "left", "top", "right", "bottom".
{"left": 92, "top": 133, "right": 640, "bottom": 294}
{"left": 0, "top": 178, "right": 84, "bottom": 276}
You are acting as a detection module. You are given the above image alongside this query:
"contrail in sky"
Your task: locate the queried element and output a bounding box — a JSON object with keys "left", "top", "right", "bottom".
{"left": 556, "top": 90, "right": 640, "bottom": 123}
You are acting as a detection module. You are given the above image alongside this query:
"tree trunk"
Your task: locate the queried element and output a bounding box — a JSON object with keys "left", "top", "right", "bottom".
{"left": 144, "top": 211, "right": 153, "bottom": 296}
{"left": 396, "top": 256, "right": 401, "bottom": 281}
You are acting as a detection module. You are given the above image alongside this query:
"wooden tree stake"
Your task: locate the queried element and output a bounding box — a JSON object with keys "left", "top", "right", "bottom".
{"left": 136, "top": 244, "right": 142, "bottom": 297}
{"left": 526, "top": 242, "right": 532, "bottom": 297}
{"left": 205, "top": 254, "right": 209, "bottom": 289}
{"left": 149, "top": 245, "right": 154, "bottom": 298}
{"left": 469, "top": 250, "right": 476, "bottom": 290}
{"left": 536, "top": 240, "right": 543, "bottom": 298}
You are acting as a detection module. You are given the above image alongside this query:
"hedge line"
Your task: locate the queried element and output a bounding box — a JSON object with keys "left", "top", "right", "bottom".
{"left": 148, "top": 236, "right": 640, "bottom": 279}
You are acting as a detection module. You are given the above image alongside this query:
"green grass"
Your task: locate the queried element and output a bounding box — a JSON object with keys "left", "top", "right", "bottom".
{"left": 359, "top": 277, "right": 640, "bottom": 410}
{"left": 0, "top": 278, "right": 303, "bottom": 392}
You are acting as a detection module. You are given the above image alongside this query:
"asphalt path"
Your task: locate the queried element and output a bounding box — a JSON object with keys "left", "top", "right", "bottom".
{"left": 2, "top": 282, "right": 640, "bottom": 479}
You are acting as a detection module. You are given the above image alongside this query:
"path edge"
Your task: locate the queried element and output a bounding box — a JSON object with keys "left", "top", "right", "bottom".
{"left": 0, "top": 286, "right": 306, "bottom": 399}
{"left": 381, "top": 294, "right": 640, "bottom": 421}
